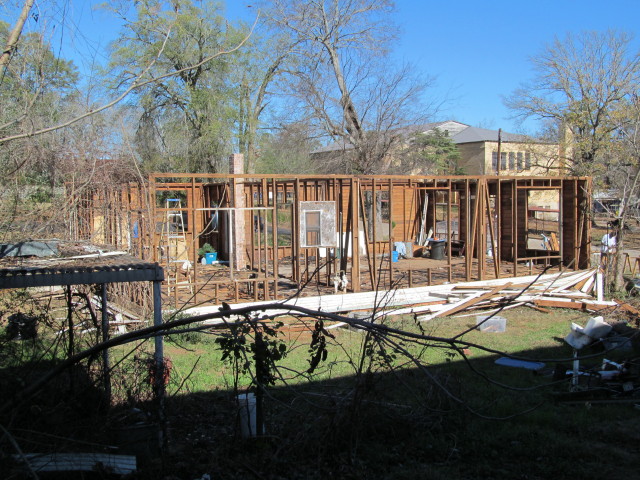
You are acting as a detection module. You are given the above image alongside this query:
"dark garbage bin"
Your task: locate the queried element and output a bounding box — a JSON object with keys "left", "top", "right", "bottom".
{"left": 429, "top": 240, "right": 446, "bottom": 260}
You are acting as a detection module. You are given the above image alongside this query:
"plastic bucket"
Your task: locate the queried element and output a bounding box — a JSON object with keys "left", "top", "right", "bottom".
{"left": 205, "top": 252, "right": 217, "bottom": 264}
{"left": 238, "top": 392, "right": 257, "bottom": 438}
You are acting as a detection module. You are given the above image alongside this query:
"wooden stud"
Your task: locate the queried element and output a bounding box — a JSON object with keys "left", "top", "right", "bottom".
{"left": 271, "top": 178, "right": 278, "bottom": 300}
{"left": 359, "top": 187, "right": 376, "bottom": 289}
{"left": 191, "top": 176, "right": 198, "bottom": 305}
{"left": 485, "top": 185, "right": 499, "bottom": 279}
{"left": 513, "top": 180, "right": 518, "bottom": 277}
{"left": 372, "top": 178, "right": 377, "bottom": 284}
{"left": 293, "top": 178, "right": 301, "bottom": 285}
{"left": 496, "top": 179, "right": 502, "bottom": 277}
{"left": 352, "top": 178, "right": 361, "bottom": 292}
{"left": 389, "top": 178, "right": 394, "bottom": 289}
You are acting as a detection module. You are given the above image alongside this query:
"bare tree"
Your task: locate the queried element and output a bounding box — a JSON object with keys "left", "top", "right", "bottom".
{"left": 235, "top": 29, "right": 297, "bottom": 174}
{"left": 0, "top": 0, "right": 34, "bottom": 69}
{"left": 505, "top": 30, "right": 640, "bottom": 177}
{"left": 506, "top": 31, "right": 640, "bottom": 290}
{"left": 265, "top": 0, "right": 437, "bottom": 174}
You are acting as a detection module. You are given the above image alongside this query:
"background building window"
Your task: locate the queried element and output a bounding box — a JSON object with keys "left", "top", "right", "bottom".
{"left": 500, "top": 152, "right": 507, "bottom": 170}
{"left": 509, "top": 152, "right": 516, "bottom": 170}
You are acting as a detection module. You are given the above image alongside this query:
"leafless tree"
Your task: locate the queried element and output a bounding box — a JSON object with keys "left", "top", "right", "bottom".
{"left": 505, "top": 30, "right": 640, "bottom": 177}
{"left": 265, "top": 0, "right": 438, "bottom": 174}
{"left": 0, "top": 0, "right": 34, "bottom": 69}
{"left": 505, "top": 31, "right": 640, "bottom": 290}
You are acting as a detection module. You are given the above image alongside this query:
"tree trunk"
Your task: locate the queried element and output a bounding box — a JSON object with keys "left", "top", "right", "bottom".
{"left": 0, "top": 0, "right": 34, "bottom": 69}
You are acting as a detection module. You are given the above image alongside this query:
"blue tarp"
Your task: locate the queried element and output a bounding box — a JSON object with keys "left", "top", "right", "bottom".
{"left": 0, "top": 241, "right": 59, "bottom": 258}
{"left": 394, "top": 242, "right": 407, "bottom": 258}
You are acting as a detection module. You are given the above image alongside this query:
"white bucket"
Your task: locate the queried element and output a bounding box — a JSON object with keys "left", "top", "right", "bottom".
{"left": 237, "top": 392, "right": 257, "bottom": 438}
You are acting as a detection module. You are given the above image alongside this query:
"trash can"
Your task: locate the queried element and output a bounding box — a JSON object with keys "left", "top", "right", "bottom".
{"left": 429, "top": 240, "right": 446, "bottom": 260}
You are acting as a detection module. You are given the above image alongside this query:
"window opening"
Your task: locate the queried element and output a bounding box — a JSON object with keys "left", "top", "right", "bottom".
{"left": 305, "top": 211, "right": 321, "bottom": 246}
{"left": 500, "top": 152, "right": 507, "bottom": 171}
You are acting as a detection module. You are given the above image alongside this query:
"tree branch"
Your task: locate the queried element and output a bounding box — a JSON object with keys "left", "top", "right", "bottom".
{"left": 0, "top": 15, "right": 256, "bottom": 145}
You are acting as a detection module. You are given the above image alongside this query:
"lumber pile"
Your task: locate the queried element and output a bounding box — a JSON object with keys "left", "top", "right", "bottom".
{"left": 415, "top": 268, "right": 629, "bottom": 321}
{"left": 184, "top": 268, "right": 635, "bottom": 327}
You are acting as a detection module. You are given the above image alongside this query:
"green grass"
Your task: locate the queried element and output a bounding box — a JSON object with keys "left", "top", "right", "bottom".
{"left": 160, "top": 307, "right": 596, "bottom": 394}
{"left": 5, "top": 298, "right": 639, "bottom": 479}
{"left": 149, "top": 306, "right": 640, "bottom": 479}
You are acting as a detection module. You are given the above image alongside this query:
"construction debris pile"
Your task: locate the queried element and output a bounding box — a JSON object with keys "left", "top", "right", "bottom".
{"left": 411, "top": 267, "right": 638, "bottom": 321}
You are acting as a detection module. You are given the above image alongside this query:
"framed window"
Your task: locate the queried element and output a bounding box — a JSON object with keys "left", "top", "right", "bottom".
{"left": 525, "top": 153, "right": 532, "bottom": 169}
{"left": 299, "top": 201, "right": 337, "bottom": 247}
{"left": 492, "top": 152, "right": 498, "bottom": 173}
{"left": 508, "top": 152, "right": 516, "bottom": 170}
{"left": 517, "top": 152, "right": 524, "bottom": 170}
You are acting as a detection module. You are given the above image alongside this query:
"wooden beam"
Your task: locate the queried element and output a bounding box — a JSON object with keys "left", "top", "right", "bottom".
{"left": 389, "top": 178, "right": 394, "bottom": 289}
{"left": 372, "top": 178, "right": 377, "bottom": 283}
{"left": 485, "top": 185, "right": 499, "bottom": 279}
{"left": 512, "top": 179, "right": 517, "bottom": 277}
{"left": 271, "top": 178, "right": 279, "bottom": 300}
{"left": 533, "top": 298, "right": 618, "bottom": 311}
{"left": 433, "top": 283, "right": 512, "bottom": 318}
{"left": 352, "top": 178, "right": 361, "bottom": 292}
{"left": 359, "top": 186, "right": 376, "bottom": 289}
{"left": 293, "top": 178, "right": 301, "bottom": 284}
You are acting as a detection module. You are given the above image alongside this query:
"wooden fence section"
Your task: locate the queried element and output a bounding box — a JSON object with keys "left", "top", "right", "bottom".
{"left": 70, "top": 172, "right": 592, "bottom": 308}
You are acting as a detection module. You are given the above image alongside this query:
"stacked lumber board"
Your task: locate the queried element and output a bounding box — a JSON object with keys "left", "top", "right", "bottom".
{"left": 416, "top": 268, "right": 634, "bottom": 321}
{"left": 185, "top": 286, "right": 451, "bottom": 324}
{"left": 182, "top": 268, "right": 635, "bottom": 326}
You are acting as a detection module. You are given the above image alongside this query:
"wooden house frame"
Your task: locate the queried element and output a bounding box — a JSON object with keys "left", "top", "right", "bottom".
{"left": 71, "top": 173, "right": 591, "bottom": 308}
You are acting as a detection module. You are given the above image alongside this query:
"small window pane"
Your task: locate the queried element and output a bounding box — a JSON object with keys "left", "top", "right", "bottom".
{"left": 306, "top": 211, "right": 320, "bottom": 228}
{"left": 305, "top": 211, "right": 321, "bottom": 246}
{"left": 306, "top": 230, "right": 320, "bottom": 246}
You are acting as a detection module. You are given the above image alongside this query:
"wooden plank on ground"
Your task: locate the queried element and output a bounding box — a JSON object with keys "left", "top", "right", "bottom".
{"left": 184, "top": 269, "right": 601, "bottom": 322}
{"left": 549, "top": 269, "right": 597, "bottom": 294}
{"left": 433, "top": 283, "right": 512, "bottom": 318}
{"left": 580, "top": 275, "right": 595, "bottom": 294}
{"left": 533, "top": 298, "right": 618, "bottom": 312}
{"left": 612, "top": 299, "right": 640, "bottom": 316}
{"left": 525, "top": 303, "right": 551, "bottom": 313}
